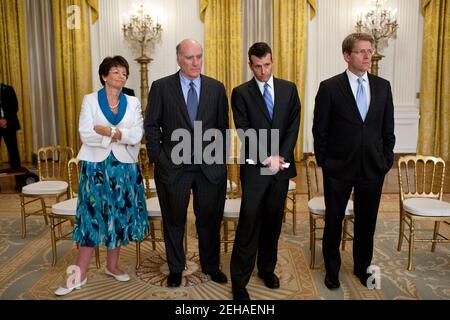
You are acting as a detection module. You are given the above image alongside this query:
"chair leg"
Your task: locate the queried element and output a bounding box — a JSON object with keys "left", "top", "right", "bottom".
{"left": 41, "top": 198, "right": 48, "bottom": 226}
{"left": 95, "top": 248, "right": 101, "bottom": 269}
{"left": 397, "top": 209, "right": 404, "bottom": 251}
{"left": 407, "top": 219, "right": 415, "bottom": 271}
{"left": 292, "top": 196, "right": 297, "bottom": 235}
{"left": 341, "top": 219, "right": 348, "bottom": 251}
{"left": 224, "top": 221, "right": 229, "bottom": 252}
{"left": 431, "top": 221, "right": 440, "bottom": 252}
{"left": 310, "top": 217, "right": 316, "bottom": 269}
{"left": 20, "top": 194, "right": 27, "bottom": 238}
{"left": 50, "top": 216, "right": 58, "bottom": 266}
{"left": 136, "top": 241, "right": 141, "bottom": 270}
{"left": 150, "top": 221, "right": 156, "bottom": 251}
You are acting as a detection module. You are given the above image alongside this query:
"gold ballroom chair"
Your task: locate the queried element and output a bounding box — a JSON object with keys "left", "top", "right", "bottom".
{"left": 284, "top": 180, "right": 298, "bottom": 235}
{"left": 397, "top": 155, "right": 450, "bottom": 270}
{"left": 221, "top": 162, "right": 241, "bottom": 252}
{"left": 306, "top": 155, "right": 354, "bottom": 269}
{"left": 135, "top": 145, "right": 188, "bottom": 269}
{"left": 20, "top": 146, "right": 73, "bottom": 238}
{"left": 50, "top": 158, "right": 100, "bottom": 267}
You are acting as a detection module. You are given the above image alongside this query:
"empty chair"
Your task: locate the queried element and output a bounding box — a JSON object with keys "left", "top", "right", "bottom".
{"left": 397, "top": 155, "right": 450, "bottom": 270}
{"left": 306, "top": 155, "right": 354, "bottom": 269}
{"left": 221, "top": 163, "right": 241, "bottom": 252}
{"left": 284, "top": 180, "right": 297, "bottom": 234}
{"left": 50, "top": 158, "right": 100, "bottom": 267}
{"left": 20, "top": 146, "right": 73, "bottom": 238}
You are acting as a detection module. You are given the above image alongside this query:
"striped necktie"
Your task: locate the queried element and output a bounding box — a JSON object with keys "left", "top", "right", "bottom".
{"left": 263, "top": 82, "right": 274, "bottom": 119}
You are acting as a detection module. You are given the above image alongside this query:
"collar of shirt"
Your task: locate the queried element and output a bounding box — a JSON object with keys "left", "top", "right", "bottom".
{"left": 346, "top": 69, "right": 370, "bottom": 105}
{"left": 179, "top": 72, "right": 201, "bottom": 104}
{"left": 255, "top": 75, "right": 275, "bottom": 102}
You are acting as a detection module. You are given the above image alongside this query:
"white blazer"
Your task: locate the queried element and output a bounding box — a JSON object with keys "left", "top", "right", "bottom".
{"left": 77, "top": 92, "right": 143, "bottom": 163}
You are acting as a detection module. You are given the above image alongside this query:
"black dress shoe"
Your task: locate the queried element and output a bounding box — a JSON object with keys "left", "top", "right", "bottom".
{"left": 232, "top": 288, "right": 251, "bottom": 300}
{"left": 205, "top": 270, "right": 228, "bottom": 283}
{"left": 257, "top": 272, "right": 280, "bottom": 289}
{"left": 354, "top": 271, "right": 371, "bottom": 288}
{"left": 167, "top": 272, "right": 182, "bottom": 287}
{"left": 324, "top": 274, "right": 340, "bottom": 290}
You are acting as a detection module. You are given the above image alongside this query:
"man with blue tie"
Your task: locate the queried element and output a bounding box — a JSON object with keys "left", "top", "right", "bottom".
{"left": 312, "top": 33, "right": 395, "bottom": 290}
{"left": 230, "top": 42, "right": 301, "bottom": 300}
{"left": 144, "top": 39, "right": 229, "bottom": 287}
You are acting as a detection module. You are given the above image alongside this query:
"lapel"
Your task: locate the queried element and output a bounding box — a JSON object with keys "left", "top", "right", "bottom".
{"left": 169, "top": 72, "right": 194, "bottom": 130}
{"left": 196, "top": 74, "right": 209, "bottom": 122}
{"left": 248, "top": 78, "right": 272, "bottom": 124}
{"left": 271, "top": 77, "right": 282, "bottom": 125}
{"left": 337, "top": 71, "right": 364, "bottom": 123}
{"left": 365, "top": 72, "right": 377, "bottom": 122}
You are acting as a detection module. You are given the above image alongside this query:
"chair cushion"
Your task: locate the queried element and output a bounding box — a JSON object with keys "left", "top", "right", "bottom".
{"left": 51, "top": 198, "right": 77, "bottom": 216}
{"left": 146, "top": 198, "right": 162, "bottom": 217}
{"left": 288, "top": 180, "right": 296, "bottom": 190}
{"left": 308, "top": 196, "right": 353, "bottom": 216}
{"left": 149, "top": 179, "right": 156, "bottom": 190}
{"left": 403, "top": 198, "right": 450, "bottom": 217}
{"left": 227, "top": 179, "right": 238, "bottom": 192}
{"left": 22, "top": 180, "right": 68, "bottom": 195}
{"left": 224, "top": 198, "right": 241, "bottom": 218}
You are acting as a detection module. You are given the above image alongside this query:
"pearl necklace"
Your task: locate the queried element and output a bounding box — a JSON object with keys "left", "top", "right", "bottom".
{"left": 109, "top": 102, "right": 119, "bottom": 110}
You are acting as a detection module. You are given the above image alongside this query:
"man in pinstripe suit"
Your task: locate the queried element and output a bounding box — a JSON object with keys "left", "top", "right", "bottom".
{"left": 144, "top": 39, "right": 229, "bottom": 287}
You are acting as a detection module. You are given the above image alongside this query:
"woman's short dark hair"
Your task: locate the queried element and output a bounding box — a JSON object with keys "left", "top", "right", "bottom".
{"left": 98, "top": 55, "right": 130, "bottom": 86}
{"left": 248, "top": 42, "right": 272, "bottom": 64}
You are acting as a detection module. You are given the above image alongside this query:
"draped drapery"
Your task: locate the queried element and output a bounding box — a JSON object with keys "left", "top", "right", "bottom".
{"left": 417, "top": 0, "right": 450, "bottom": 161}
{"left": 200, "top": 0, "right": 242, "bottom": 121}
{"left": 242, "top": 0, "right": 273, "bottom": 82}
{"left": 273, "top": 0, "right": 315, "bottom": 161}
{"left": 25, "top": 0, "right": 59, "bottom": 151}
{"left": 0, "top": 0, "right": 33, "bottom": 163}
{"left": 52, "top": 0, "right": 95, "bottom": 152}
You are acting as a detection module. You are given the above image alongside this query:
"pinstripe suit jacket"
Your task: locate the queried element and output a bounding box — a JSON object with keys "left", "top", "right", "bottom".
{"left": 144, "top": 72, "right": 229, "bottom": 184}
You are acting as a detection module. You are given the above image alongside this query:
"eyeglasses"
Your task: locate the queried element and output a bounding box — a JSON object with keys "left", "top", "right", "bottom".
{"left": 351, "top": 49, "right": 373, "bottom": 56}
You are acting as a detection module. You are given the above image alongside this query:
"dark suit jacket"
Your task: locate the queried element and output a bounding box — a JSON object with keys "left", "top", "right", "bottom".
{"left": 144, "top": 72, "right": 229, "bottom": 184}
{"left": 0, "top": 83, "right": 20, "bottom": 131}
{"left": 231, "top": 77, "right": 300, "bottom": 182}
{"left": 312, "top": 71, "right": 395, "bottom": 179}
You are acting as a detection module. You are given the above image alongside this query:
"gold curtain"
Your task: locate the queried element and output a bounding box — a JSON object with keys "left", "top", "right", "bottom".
{"left": 273, "top": 0, "right": 316, "bottom": 161}
{"left": 52, "top": 0, "right": 94, "bottom": 152}
{"left": 0, "top": 0, "right": 33, "bottom": 163}
{"left": 417, "top": 0, "right": 450, "bottom": 161}
{"left": 200, "top": 0, "right": 242, "bottom": 127}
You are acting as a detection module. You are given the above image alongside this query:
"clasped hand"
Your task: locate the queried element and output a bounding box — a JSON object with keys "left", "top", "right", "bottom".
{"left": 94, "top": 125, "right": 122, "bottom": 142}
{"left": 0, "top": 119, "right": 7, "bottom": 129}
{"left": 264, "top": 155, "right": 285, "bottom": 173}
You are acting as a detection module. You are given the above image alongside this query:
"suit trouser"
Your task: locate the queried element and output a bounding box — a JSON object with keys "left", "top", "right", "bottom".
{"left": 230, "top": 177, "right": 289, "bottom": 290}
{"left": 322, "top": 171, "right": 384, "bottom": 279}
{"left": 0, "top": 129, "right": 21, "bottom": 168}
{"left": 155, "top": 169, "right": 226, "bottom": 273}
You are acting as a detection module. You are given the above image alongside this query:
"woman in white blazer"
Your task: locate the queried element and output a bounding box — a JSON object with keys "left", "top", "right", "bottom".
{"left": 55, "top": 56, "right": 149, "bottom": 296}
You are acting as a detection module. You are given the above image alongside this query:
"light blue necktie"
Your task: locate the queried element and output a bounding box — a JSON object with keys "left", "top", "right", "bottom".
{"left": 356, "top": 77, "right": 368, "bottom": 121}
{"left": 187, "top": 81, "right": 198, "bottom": 127}
{"left": 263, "top": 82, "right": 274, "bottom": 119}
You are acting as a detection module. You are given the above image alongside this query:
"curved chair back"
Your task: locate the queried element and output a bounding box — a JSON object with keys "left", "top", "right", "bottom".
{"left": 37, "top": 146, "right": 74, "bottom": 181}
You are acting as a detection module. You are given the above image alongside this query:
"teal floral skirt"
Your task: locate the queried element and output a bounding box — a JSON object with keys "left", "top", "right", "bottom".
{"left": 73, "top": 153, "right": 149, "bottom": 249}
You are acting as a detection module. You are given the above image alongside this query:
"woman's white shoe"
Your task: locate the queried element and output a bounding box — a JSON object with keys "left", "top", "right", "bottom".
{"left": 105, "top": 268, "right": 130, "bottom": 282}
{"left": 54, "top": 277, "right": 87, "bottom": 296}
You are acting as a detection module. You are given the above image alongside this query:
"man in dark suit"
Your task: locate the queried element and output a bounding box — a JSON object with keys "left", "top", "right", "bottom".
{"left": 144, "top": 39, "right": 229, "bottom": 287}
{"left": 0, "top": 69, "right": 21, "bottom": 170}
{"left": 312, "top": 33, "right": 395, "bottom": 290}
{"left": 230, "top": 42, "right": 300, "bottom": 300}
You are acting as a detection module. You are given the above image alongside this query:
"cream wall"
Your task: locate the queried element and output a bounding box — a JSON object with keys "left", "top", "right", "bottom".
{"left": 90, "top": 0, "right": 422, "bottom": 153}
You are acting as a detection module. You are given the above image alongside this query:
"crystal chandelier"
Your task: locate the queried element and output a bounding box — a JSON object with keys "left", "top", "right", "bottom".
{"left": 355, "top": 0, "right": 398, "bottom": 75}
{"left": 122, "top": 2, "right": 162, "bottom": 110}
